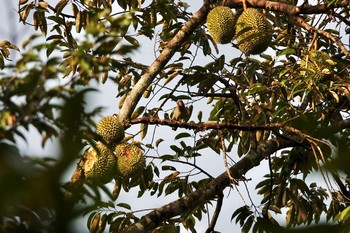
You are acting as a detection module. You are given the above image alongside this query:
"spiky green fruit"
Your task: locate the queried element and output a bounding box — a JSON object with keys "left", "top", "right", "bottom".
{"left": 206, "top": 6, "right": 236, "bottom": 44}
{"left": 301, "top": 50, "right": 335, "bottom": 74}
{"left": 236, "top": 8, "right": 272, "bottom": 55}
{"left": 83, "top": 141, "right": 117, "bottom": 184}
{"left": 114, "top": 143, "right": 145, "bottom": 178}
{"left": 96, "top": 115, "right": 125, "bottom": 144}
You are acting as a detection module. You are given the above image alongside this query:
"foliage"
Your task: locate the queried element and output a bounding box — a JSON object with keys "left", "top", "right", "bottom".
{"left": 1, "top": 0, "right": 350, "bottom": 232}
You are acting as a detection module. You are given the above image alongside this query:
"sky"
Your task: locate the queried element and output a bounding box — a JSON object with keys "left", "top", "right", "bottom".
{"left": 0, "top": 1, "right": 325, "bottom": 232}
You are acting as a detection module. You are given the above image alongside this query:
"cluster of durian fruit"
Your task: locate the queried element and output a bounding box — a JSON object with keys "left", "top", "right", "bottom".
{"left": 83, "top": 115, "right": 146, "bottom": 184}
{"left": 206, "top": 6, "right": 273, "bottom": 55}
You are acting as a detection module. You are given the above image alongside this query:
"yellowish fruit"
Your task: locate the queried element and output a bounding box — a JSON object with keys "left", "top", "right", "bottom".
{"left": 83, "top": 141, "right": 117, "bottom": 184}
{"left": 236, "top": 8, "right": 272, "bottom": 55}
{"left": 114, "top": 143, "right": 145, "bottom": 178}
{"left": 301, "top": 50, "right": 335, "bottom": 76}
{"left": 206, "top": 6, "right": 236, "bottom": 44}
{"left": 96, "top": 115, "right": 125, "bottom": 144}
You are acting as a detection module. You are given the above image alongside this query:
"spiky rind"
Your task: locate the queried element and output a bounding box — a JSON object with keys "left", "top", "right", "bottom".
{"left": 300, "top": 50, "right": 335, "bottom": 80}
{"left": 236, "top": 8, "right": 272, "bottom": 55}
{"left": 206, "top": 6, "right": 236, "bottom": 44}
{"left": 114, "top": 143, "right": 146, "bottom": 178}
{"left": 96, "top": 115, "right": 125, "bottom": 144}
{"left": 84, "top": 141, "right": 117, "bottom": 184}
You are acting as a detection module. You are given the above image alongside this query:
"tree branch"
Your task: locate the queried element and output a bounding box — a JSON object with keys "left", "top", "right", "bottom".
{"left": 294, "top": 15, "right": 350, "bottom": 57}
{"left": 235, "top": 0, "right": 348, "bottom": 15}
{"left": 123, "top": 136, "right": 297, "bottom": 232}
{"left": 117, "top": 3, "right": 212, "bottom": 122}
{"left": 129, "top": 116, "right": 282, "bottom": 131}
{"left": 123, "top": 117, "right": 350, "bottom": 232}
{"left": 205, "top": 192, "right": 223, "bottom": 233}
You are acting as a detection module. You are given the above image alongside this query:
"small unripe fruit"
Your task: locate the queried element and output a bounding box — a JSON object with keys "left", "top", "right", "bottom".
{"left": 114, "top": 143, "right": 146, "bottom": 178}
{"left": 96, "top": 115, "right": 125, "bottom": 144}
{"left": 206, "top": 6, "right": 236, "bottom": 44}
{"left": 84, "top": 142, "right": 117, "bottom": 184}
{"left": 236, "top": 8, "right": 272, "bottom": 55}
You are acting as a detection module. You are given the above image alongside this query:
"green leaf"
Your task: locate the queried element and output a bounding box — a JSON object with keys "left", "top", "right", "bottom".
{"left": 131, "top": 106, "right": 145, "bottom": 119}
{"left": 117, "top": 203, "right": 131, "bottom": 210}
{"left": 242, "top": 216, "right": 254, "bottom": 233}
{"left": 140, "top": 122, "right": 148, "bottom": 140}
{"left": 162, "top": 165, "right": 176, "bottom": 171}
{"left": 174, "top": 132, "right": 191, "bottom": 140}
{"left": 124, "top": 35, "right": 139, "bottom": 46}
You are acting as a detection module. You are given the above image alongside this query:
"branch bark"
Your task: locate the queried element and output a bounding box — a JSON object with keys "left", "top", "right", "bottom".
{"left": 240, "top": 0, "right": 348, "bottom": 15}
{"left": 117, "top": 3, "right": 212, "bottom": 122}
{"left": 123, "top": 117, "right": 350, "bottom": 232}
{"left": 129, "top": 116, "right": 282, "bottom": 131}
{"left": 123, "top": 136, "right": 297, "bottom": 232}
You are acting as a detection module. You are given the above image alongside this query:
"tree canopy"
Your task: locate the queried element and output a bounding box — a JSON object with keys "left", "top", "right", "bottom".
{"left": 1, "top": 0, "right": 350, "bottom": 232}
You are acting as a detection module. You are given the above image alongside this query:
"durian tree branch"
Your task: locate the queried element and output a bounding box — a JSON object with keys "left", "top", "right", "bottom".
{"left": 123, "top": 136, "right": 298, "bottom": 232}
{"left": 294, "top": 15, "right": 350, "bottom": 57}
{"left": 130, "top": 116, "right": 350, "bottom": 136}
{"left": 227, "top": 0, "right": 349, "bottom": 15}
{"left": 129, "top": 116, "right": 283, "bottom": 131}
{"left": 205, "top": 192, "right": 224, "bottom": 233}
{"left": 147, "top": 155, "right": 214, "bottom": 179}
{"left": 124, "top": 119, "right": 350, "bottom": 232}
{"left": 122, "top": 117, "right": 350, "bottom": 232}
{"left": 117, "top": 4, "right": 212, "bottom": 122}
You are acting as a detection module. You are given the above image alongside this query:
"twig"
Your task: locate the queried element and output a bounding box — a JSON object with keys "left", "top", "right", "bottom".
{"left": 264, "top": 152, "right": 273, "bottom": 216}
{"left": 147, "top": 156, "right": 214, "bottom": 179}
{"left": 129, "top": 116, "right": 283, "bottom": 131}
{"left": 294, "top": 15, "right": 350, "bottom": 57}
{"left": 219, "top": 130, "right": 237, "bottom": 185}
{"left": 123, "top": 135, "right": 297, "bottom": 232}
{"left": 219, "top": 130, "right": 248, "bottom": 214}
{"left": 205, "top": 192, "right": 223, "bottom": 233}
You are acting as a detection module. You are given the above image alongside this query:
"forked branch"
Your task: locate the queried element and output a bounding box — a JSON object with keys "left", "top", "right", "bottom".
{"left": 123, "top": 136, "right": 297, "bottom": 232}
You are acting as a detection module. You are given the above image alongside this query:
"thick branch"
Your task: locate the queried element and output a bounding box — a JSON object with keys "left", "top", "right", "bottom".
{"left": 118, "top": 4, "right": 211, "bottom": 122}
{"left": 123, "top": 117, "right": 350, "bottom": 232}
{"left": 226, "top": 0, "right": 348, "bottom": 15}
{"left": 123, "top": 136, "right": 297, "bottom": 232}
{"left": 205, "top": 192, "right": 223, "bottom": 233}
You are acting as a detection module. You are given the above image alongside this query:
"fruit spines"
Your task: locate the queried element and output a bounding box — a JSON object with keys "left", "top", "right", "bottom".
{"left": 96, "top": 115, "right": 125, "bottom": 145}
{"left": 114, "top": 143, "right": 146, "bottom": 178}
{"left": 235, "top": 8, "right": 272, "bottom": 55}
{"left": 206, "top": 6, "right": 236, "bottom": 44}
{"left": 83, "top": 141, "right": 117, "bottom": 184}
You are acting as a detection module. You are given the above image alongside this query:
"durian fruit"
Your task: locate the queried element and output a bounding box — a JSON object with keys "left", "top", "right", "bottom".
{"left": 206, "top": 6, "right": 236, "bottom": 44}
{"left": 300, "top": 50, "right": 335, "bottom": 78}
{"left": 96, "top": 115, "right": 125, "bottom": 144}
{"left": 83, "top": 141, "right": 117, "bottom": 184}
{"left": 114, "top": 143, "right": 146, "bottom": 178}
{"left": 236, "top": 8, "right": 272, "bottom": 55}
